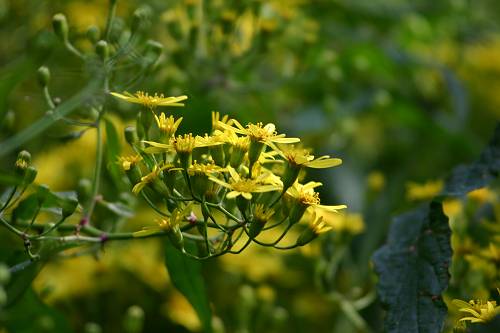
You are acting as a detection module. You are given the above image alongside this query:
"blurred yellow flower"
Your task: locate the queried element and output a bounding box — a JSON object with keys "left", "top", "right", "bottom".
{"left": 406, "top": 179, "right": 443, "bottom": 201}
{"left": 118, "top": 154, "right": 142, "bottom": 171}
{"left": 367, "top": 171, "right": 385, "bottom": 192}
{"left": 319, "top": 211, "right": 365, "bottom": 235}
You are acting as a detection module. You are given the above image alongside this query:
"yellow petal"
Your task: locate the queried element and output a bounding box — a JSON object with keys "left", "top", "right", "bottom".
{"left": 305, "top": 158, "right": 342, "bottom": 169}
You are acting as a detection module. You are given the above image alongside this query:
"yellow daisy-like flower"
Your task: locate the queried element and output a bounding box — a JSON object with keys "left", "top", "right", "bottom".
{"left": 118, "top": 154, "right": 142, "bottom": 171}
{"left": 143, "top": 134, "right": 224, "bottom": 154}
{"left": 217, "top": 119, "right": 299, "bottom": 147}
{"left": 453, "top": 298, "right": 500, "bottom": 324}
{"left": 309, "top": 212, "right": 332, "bottom": 235}
{"left": 110, "top": 91, "right": 188, "bottom": 109}
{"left": 286, "top": 181, "right": 347, "bottom": 213}
{"left": 211, "top": 111, "right": 234, "bottom": 132}
{"left": 209, "top": 166, "right": 281, "bottom": 200}
{"left": 154, "top": 113, "right": 183, "bottom": 138}
{"left": 132, "top": 164, "right": 175, "bottom": 194}
{"left": 280, "top": 145, "right": 342, "bottom": 169}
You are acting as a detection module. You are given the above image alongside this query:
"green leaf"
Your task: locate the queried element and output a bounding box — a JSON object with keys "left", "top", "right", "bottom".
{"left": 372, "top": 202, "right": 451, "bottom": 333}
{"left": 443, "top": 123, "right": 500, "bottom": 196}
{"left": 97, "top": 200, "right": 134, "bottom": 218}
{"left": 12, "top": 193, "right": 39, "bottom": 223}
{"left": 164, "top": 241, "right": 213, "bottom": 333}
{"left": 104, "top": 117, "right": 125, "bottom": 189}
{"left": 2, "top": 287, "right": 73, "bottom": 333}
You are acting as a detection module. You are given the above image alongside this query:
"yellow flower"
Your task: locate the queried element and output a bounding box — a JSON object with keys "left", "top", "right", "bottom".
{"left": 279, "top": 145, "right": 342, "bottom": 169}
{"left": 110, "top": 91, "right": 188, "bottom": 109}
{"left": 132, "top": 164, "right": 175, "bottom": 194}
{"left": 118, "top": 155, "right": 142, "bottom": 171}
{"left": 286, "top": 181, "right": 347, "bottom": 213}
{"left": 154, "top": 113, "right": 183, "bottom": 138}
{"left": 143, "top": 134, "right": 224, "bottom": 154}
{"left": 217, "top": 119, "right": 299, "bottom": 147}
{"left": 211, "top": 111, "right": 234, "bottom": 132}
{"left": 453, "top": 298, "right": 500, "bottom": 324}
{"left": 209, "top": 166, "right": 281, "bottom": 200}
{"left": 406, "top": 179, "right": 443, "bottom": 201}
{"left": 309, "top": 212, "right": 332, "bottom": 235}
{"left": 319, "top": 211, "right": 365, "bottom": 235}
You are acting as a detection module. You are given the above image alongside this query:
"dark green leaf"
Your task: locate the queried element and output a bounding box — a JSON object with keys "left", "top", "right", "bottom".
{"left": 164, "top": 241, "right": 212, "bottom": 333}
{"left": 2, "top": 287, "right": 73, "bottom": 333}
{"left": 443, "top": 123, "right": 500, "bottom": 196}
{"left": 372, "top": 202, "right": 451, "bottom": 333}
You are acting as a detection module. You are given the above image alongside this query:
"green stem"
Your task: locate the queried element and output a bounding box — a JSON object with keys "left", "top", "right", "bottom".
{"left": 0, "top": 186, "right": 17, "bottom": 212}
{"left": 104, "top": 0, "right": 118, "bottom": 41}
{"left": 85, "top": 119, "right": 104, "bottom": 221}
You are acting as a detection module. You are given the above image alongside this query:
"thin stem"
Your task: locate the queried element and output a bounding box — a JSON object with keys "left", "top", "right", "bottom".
{"left": 0, "top": 216, "right": 25, "bottom": 238}
{"left": 84, "top": 119, "right": 104, "bottom": 221}
{"left": 104, "top": 0, "right": 118, "bottom": 41}
{"left": 65, "top": 41, "right": 84, "bottom": 59}
{"left": 0, "top": 186, "right": 17, "bottom": 212}
{"left": 43, "top": 86, "right": 56, "bottom": 110}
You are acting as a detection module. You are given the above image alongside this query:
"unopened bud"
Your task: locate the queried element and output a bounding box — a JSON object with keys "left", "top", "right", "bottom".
{"left": 23, "top": 166, "right": 38, "bottom": 185}
{"left": 84, "top": 322, "right": 102, "bottom": 333}
{"left": 124, "top": 126, "right": 138, "bottom": 146}
{"left": 15, "top": 150, "right": 31, "bottom": 175}
{"left": 86, "top": 25, "right": 100, "bottom": 43}
{"left": 77, "top": 178, "right": 92, "bottom": 204}
{"left": 295, "top": 227, "right": 318, "bottom": 246}
{"left": 95, "top": 40, "right": 109, "bottom": 61}
{"left": 61, "top": 197, "right": 78, "bottom": 219}
{"left": 52, "top": 13, "right": 69, "bottom": 42}
{"left": 123, "top": 305, "right": 144, "bottom": 333}
{"left": 0, "top": 263, "right": 10, "bottom": 285}
{"left": 37, "top": 66, "right": 50, "bottom": 87}
{"left": 131, "top": 7, "right": 151, "bottom": 34}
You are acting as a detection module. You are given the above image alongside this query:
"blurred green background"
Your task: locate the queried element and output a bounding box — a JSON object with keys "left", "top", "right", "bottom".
{"left": 0, "top": 0, "right": 499, "bottom": 332}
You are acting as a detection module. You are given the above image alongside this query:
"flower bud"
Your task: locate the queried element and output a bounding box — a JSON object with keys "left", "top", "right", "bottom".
{"left": 86, "top": 25, "right": 100, "bottom": 43}
{"left": 137, "top": 109, "right": 153, "bottom": 135}
{"left": 23, "top": 166, "right": 38, "bottom": 185}
{"left": 249, "top": 204, "right": 274, "bottom": 238}
{"left": 229, "top": 146, "right": 246, "bottom": 168}
{"left": 84, "top": 322, "right": 102, "bottom": 333}
{"left": 37, "top": 66, "right": 50, "bottom": 87}
{"left": 124, "top": 126, "right": 139, "bottom": 146}
{"left": 210, "top": 145, "right": 225, "bottom": 166}
{"left": 287, "top": 203, "right": 307, "bottom": 225}
{"left": 168, "top": 224, "right": 184, "bottom": 250}
{"left": 248, "top": 141, "right": 265, "bottom": 169}
{"left": 145, "top": 40, "right": 163, "bottom": 60}
{"left": 95, "top": 40, "right": 109, "bottom": 61}
{"left": 295, "top": 227, "right": 318, "bottom": 246}
{"left": 281, "top": 163, "right": 300, "bottom": 192}
{"left": 52, "top": 13, "right": 69, "bottom": 42}
{"left": 60, "top": 197, "right": 79, "bottom": 219}
{"left": 0, "top": 263, "right": 10, "bottom": 285}
{"left": 0, "top": 287, "right": 7, "bottom": 307}
{"left": 15, "top": 150, "right": 31, "bottom": 175}
{"left": 131, "top": 6, "right": 152, "bottom": 34}
{"left": 77, "top": 178, "right": 92, "bottom": 204}
{"left": 123, "top": 305, "right": 144, "bottom": 333}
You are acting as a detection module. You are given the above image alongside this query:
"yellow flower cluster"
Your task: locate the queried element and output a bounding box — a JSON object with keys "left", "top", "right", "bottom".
{"left": 111, "top": 91, "right": 346, "bottom": 258}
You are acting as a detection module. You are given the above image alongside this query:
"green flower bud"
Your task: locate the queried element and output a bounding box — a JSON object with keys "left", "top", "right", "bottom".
{"left": 168, "top": 224, "right": 184, "bottom": 250}
{"left": 248, "top": 141, "right": 265, "bottom": 169}
{"left": 137, "top": 109, "right": 153, "bottom": 136}
{"left": 123, "top": 305, "right": 144, "bottom": 333}
{"left": 210, "top": 145, "right": 225, "bottom": 166}
{"left": 248, "top": 204, "right": 274, "bottom": 238}
{"left": 281, "top": 163, "right": 301, "bottom": 192}
{"left": 229, "top": 146, "right": 246, "bottom": 168}
{"left": 77, "top": 178, "right": 92, "bottom": 204}
{"left": 0, "top": 263, "right": 10, "bottom": 285}
{"left": 84, "top": 322, "right": 102, "bottom": 333}
{"left": 131, "top": 6, "right": 151, "bottom": 34}
{"left": 287, "top": 203, "right": 307, "bottom": 225}
{"left": 124, "top": 126, "right": 139, "bottom": 146}
{"left": 95, "top": 40, "right": 109, "bottom": 61}
{"left": 3, "top": 110, "right": 15, "bottom": 130}
{"left": 60, "top": 197, "right": 78, "bottom": 219}
{"left": 145, "top": 40, "right": 163, "bottom": 58}
{"left": 295, "top": 226, "right": 317, "bottom": 246}
{"left": 36, "top": 66, "right": 50, "bottom": 87}
{"left": 15, "top": 150, "right": 31, "bottom": 176}
{"left": 23, "top": 166, "right": 38, "bottom": 185}
{"left": 52, "top": 13, "right": 69, "bottom": 42}
{"left": 0, "top": 287, "right": 7, "bottom": 307}
{"left": 86, "top": 25, "right": 100, "bottom": 43}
